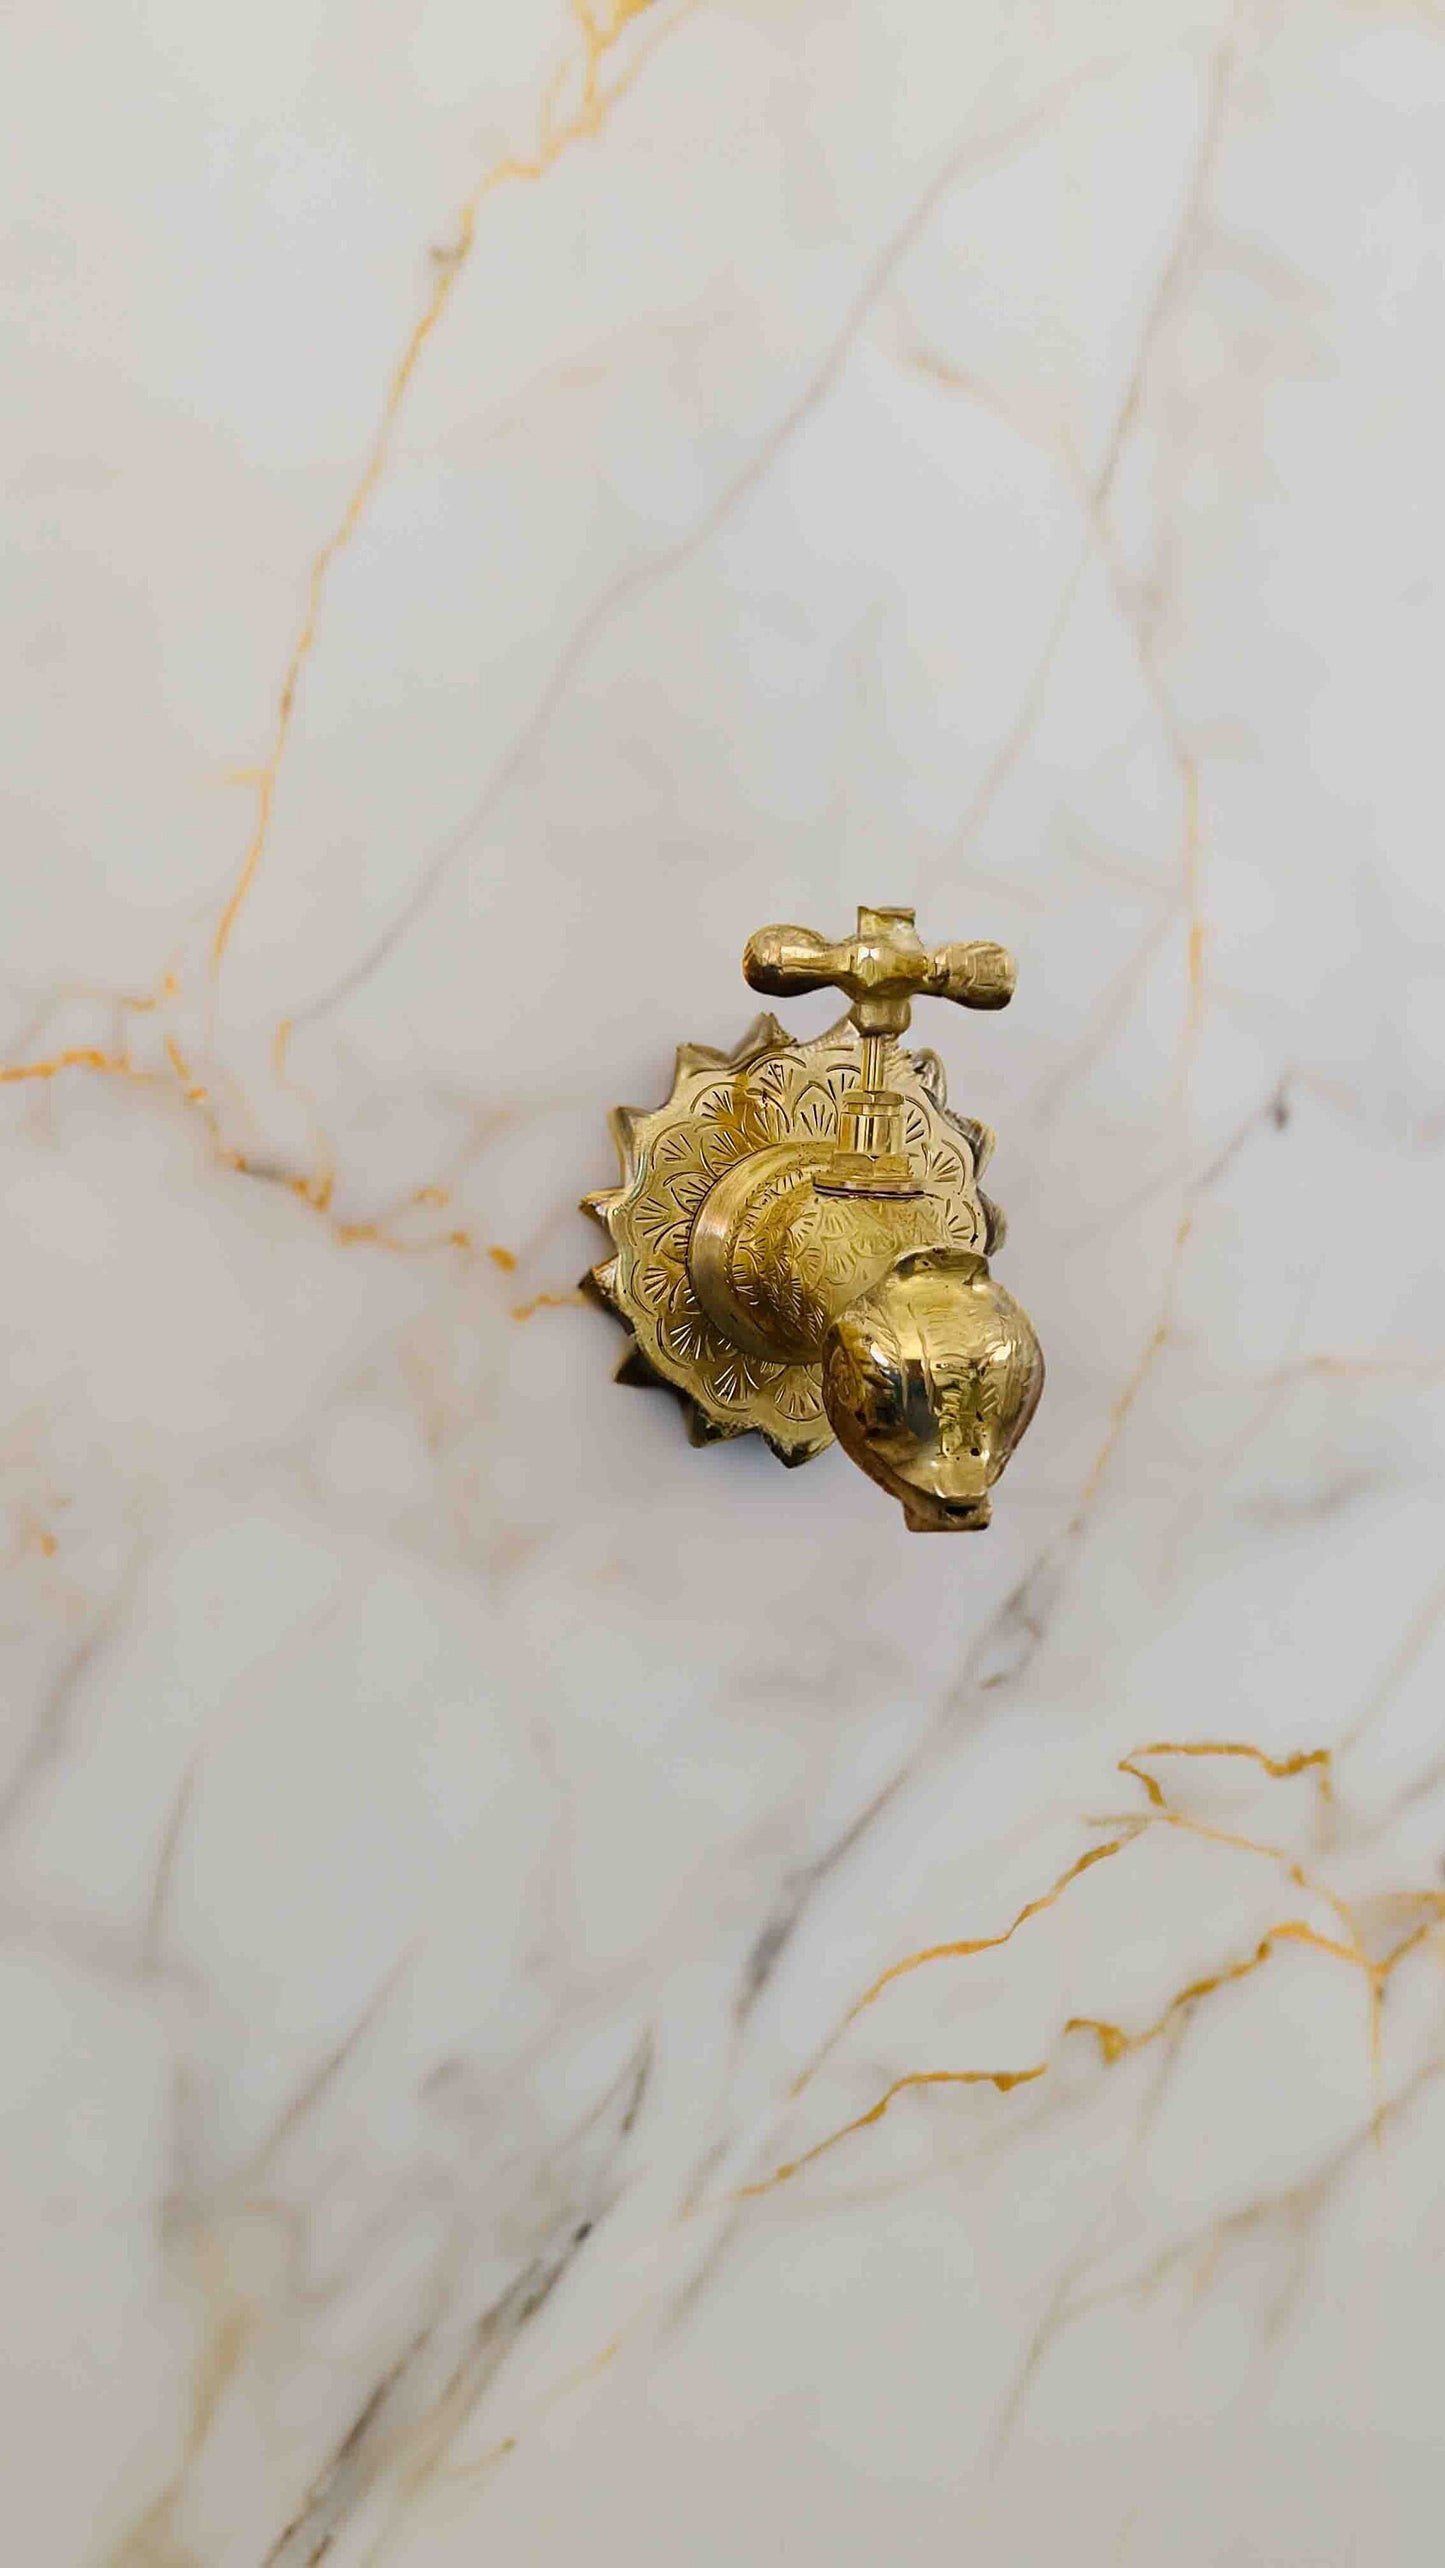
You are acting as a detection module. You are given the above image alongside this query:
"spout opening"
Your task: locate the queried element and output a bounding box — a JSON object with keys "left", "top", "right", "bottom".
{"left": 901, "top": 1491, "right": 993, "bottom": 1533}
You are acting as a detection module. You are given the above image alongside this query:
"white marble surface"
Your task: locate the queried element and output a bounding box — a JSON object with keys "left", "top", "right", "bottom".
{"left": 4, "top": 0, "right": 1445, "bottom": 2558}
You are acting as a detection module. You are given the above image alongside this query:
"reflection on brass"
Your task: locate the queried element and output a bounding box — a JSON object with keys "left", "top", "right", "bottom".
{"left": 824, "top": 1248, "right": 1043, "bottom": 1531}
{"left": 583, "top": 906, "right": 1043, "bottom": 1532}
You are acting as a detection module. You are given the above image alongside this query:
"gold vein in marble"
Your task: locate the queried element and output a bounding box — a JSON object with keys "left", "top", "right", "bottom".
{"left": 511, "top": 1288, "right": 588, "bottom": 1321}
{"left": 209, "top": 0, "right": 672, "bottom": 983}
{"left": 0, "top": 1044, "right": 138, "bottom": 1088}
{"left": 0, "top": 1021, "right": 483, "bottom": 1257}
{"left": 1117, "top": 1737, "right": 1334, "bottom": 1810}
{"left": 738, "top": 1741, "right": 1445, "bottom": 2208}
{"left": 4, "top": 7, "right": 686, "bottom": 1219}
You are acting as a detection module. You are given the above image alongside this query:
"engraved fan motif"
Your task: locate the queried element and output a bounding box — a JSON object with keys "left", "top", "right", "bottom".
{"left": 582, "top": 1014, "right": 1001, "bottom": 1462}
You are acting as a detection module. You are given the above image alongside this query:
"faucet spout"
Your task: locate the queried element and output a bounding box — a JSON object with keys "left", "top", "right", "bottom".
{"left": 821, "top": 1249, "right": 1044, "bottom": 1532}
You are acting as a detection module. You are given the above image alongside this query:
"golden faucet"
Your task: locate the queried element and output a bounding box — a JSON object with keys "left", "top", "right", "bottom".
{"left": 584, "top": 906, "right": 1043, "bottom": 1532}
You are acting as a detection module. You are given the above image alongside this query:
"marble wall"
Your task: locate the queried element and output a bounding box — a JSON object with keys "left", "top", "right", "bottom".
{"left": 5, "top": 0, "right": 1445, "bottom": 2558}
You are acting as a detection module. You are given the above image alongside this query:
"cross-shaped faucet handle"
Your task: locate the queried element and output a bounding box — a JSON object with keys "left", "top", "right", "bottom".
{"left": 743, "top": 905, "right": 1015, "bottom": 1040}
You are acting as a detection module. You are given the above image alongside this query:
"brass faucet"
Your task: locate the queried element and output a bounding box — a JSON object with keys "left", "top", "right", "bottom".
{"left": 584, "top": 906, "right": 1043, "bottom": 1532}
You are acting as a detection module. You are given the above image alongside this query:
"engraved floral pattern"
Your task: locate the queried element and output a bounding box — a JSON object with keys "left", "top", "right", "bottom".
{"left": 585, "top": 1017, "right": 994, "bottom": 1460}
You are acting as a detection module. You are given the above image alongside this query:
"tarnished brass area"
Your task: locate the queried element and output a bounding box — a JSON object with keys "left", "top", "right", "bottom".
{"left": 583, "top": 906, "right": 1043, "bottom": 1530}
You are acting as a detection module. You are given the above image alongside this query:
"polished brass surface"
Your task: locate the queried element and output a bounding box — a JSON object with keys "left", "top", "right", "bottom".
{"left": 584, "top": 906, "right": 1043, "bottom": 1530}
{"left": 583, "top": 1012, "right": 992, "bottom": 1462}
{"left": 746, "top": 905, "right": 1014, "bottom": 1198}
{"left": 823, "top": 1248, "right": 1044, "bottom": 1532}
{"left": 743, "top": 907, "right": 1016, "bottom": 1035}
{"left": 691, "top": 1140, "right": 945, "bottom": 1363}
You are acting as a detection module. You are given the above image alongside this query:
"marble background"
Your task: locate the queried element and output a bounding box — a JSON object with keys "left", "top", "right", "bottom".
{"left": 4, "top": 0, "right": 1445, "bottom": 2558}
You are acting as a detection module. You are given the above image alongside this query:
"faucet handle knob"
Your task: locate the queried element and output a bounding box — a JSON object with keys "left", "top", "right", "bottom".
{"left": 743, "top": 905, "right": 1014, "bottom": 1038}
{"left": 922, "top": 938, "right": 1016, "bottom": 1012}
